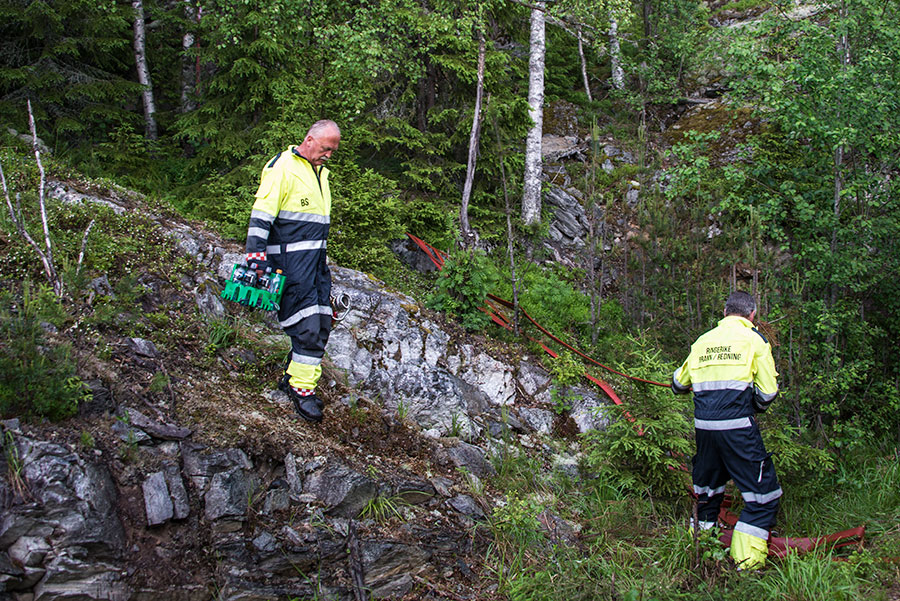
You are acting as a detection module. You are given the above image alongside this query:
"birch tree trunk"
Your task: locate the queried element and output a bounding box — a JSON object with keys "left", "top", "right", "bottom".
{"left": 609, "top": 15, "right": 625, "bottom": 91}
{"left": 577, "top": 25, "right": 592, "bottom": 102}
{"left": 522, "top": 3, "right": 545, "bottom": 226}
{"left": 180, "top": 0, "right": 198, "bottom": 114}
{"left": 133, "top": 0, "right": 158, "bottom": 140}
{"left": 459, "top": 32, "right": 486, "bottom": 248}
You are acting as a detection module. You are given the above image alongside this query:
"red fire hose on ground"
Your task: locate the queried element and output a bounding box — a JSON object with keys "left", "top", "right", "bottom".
{"left": 406, "top": 233, "right": 867, "bottom": 560}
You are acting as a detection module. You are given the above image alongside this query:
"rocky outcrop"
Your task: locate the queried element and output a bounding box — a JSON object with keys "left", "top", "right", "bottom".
{"left": 1, "top": 421, "right": 127, "bottom": 600}
{"left": 326, "top": 263, "right": 608, "bottom": 438}
{"left": 0, "top": 420, "right": 477, "bottom": 601}
{"left": 2, "top": 177, "right": 617, "bottom": 600}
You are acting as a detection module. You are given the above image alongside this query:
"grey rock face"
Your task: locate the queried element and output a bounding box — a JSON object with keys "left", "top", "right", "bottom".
{"left": 143, "top": 471, "right": 175, "bottom": 526}
{"left": 194, "top": 277, "right": 226, "bottom": 318}
{"left": 127, "top": 337, "right": 158, "bottom": 358}
{"left": 446, "top": 495, "right": 485, "bottom": 520}
{"left": 1, "top": 433, "right": 127, "bottom": 598}
{"left": 121, "top": 407, "right": 192, "bottom": 441}
{"left": 47, "top": 181, "right": 126, "bottom": 215}
{"left": 395, "top": 479, "right": 436, "bottom": 505}
{"left": 205, "top": 467, "right": 253, "bottom": 521}
{"left": 439, "top": 441, "right": 496, "bottom": 479}
{"left": 8, "top": 536, "right": 51, "bottom": 567}
{"left": 390, "top": 238, "right": 440, "bottom": 273}
{"left": 569, "top": 386, "right": 611, "bottom": 434}
{"left": 181, "top": 443, "right": 252, "bottom": 491}
{"left": 303, "top": 462, "right": 377, "bottom": 518}
{"left": 518, "top": 407, "right": 556, "bottom": 435}
{"left": 361, "top": 540, "right": 430, "bottom": 598}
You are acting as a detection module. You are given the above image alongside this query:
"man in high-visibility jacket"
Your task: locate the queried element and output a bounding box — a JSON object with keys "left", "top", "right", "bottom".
{"left": 244, "top": 120, "right": 340, "bottom": 423}
{"left": 672, "top": 290, "right": 780, "bottom": 570}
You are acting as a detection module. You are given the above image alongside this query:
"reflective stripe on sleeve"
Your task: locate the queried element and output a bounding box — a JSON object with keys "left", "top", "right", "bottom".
{"left": 247, "top": 227, "right": 270, "bottom": 240}
{"left": 250, "top": 209, "right": 276, "bottom": 223}
{"left": 278, "top": 211, "right": 330, "bottom": 224}
{"left": 267, "top": 240, "right": 327, "bottom": 255}
{"left": 694, "top": 417, "right": 752, "bottom": 430}
{"left": 672, "top": 374, "right": 691, "bottom": 394}
{"left": 756, "top": 388, "right": 778, "bottom": 403}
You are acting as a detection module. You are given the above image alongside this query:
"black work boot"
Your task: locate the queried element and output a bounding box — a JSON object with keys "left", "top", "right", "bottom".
{"left": 278, "top": 375, "right": 323, "bottom": 422}
{"left": 279, "top": 374, "right": 324, "bottom": 410}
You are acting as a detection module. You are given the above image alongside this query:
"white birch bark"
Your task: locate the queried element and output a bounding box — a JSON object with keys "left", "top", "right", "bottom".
{"left": 133, "top": 0, "right": 158, "bottom": 140}
{"left": 460, "top": 33, "right": 486, "bottom": 247}
{"left": 180, "top": 0, "right": 198, "bottom": 113}
{"left": 577, "top": 25, "right": 593, "bottom": 102}
{"left": 609, "top": 15, "right": 625, "bottom": 91}
{"left": 522, "top": 3, "right": 545, "bottom": 226}
{"left": 1, "top": 101, "right": 62, "bottom": 297}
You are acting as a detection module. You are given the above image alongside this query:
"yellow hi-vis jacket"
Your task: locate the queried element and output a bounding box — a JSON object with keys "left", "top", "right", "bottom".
{"left": 672, "top": 315, "right": 779, "bottom": 424}
{"left": 245, "top": 146, "right": 332, "bottom": 328}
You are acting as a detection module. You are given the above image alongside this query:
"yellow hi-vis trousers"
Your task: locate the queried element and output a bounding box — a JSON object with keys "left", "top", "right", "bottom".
{"left": 731, "top": 529, "right": 768, "bottom": 570}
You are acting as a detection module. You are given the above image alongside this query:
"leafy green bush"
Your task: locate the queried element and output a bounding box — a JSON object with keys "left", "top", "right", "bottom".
{"left": 427, "top": 249, "right": 499, "bottom": 331}
{"left": 490, "top": 493, "right": 546, "bottom": 548}
{"left": 0, "top": 286, "right": 86, "bottom": 421}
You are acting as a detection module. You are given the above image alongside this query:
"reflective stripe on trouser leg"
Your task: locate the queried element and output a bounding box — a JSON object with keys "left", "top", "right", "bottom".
{"left": 284, "top": 312, "right": 332, "bottom": 391}
{"left": 710, "top": 421, "right": 781, "bottom": 569}
{"left": 731, "top": 527, "right": 768, "bottom": 569}
{"left": 693, "top": 429, "right": 729, "bottom": 524}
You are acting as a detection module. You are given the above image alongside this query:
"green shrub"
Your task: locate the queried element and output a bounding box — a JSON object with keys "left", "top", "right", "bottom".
{"left": 581, "top": 336, "right": 693, "bottom": 498}
{"left": 0, "top": 286, "right": 86, "bottom": 421}
{"left": 548, "top": 350, "right": 584, "bottom": 414}
{"left": 517, "top": 267, "right": 591, "bottom": 344}
{"left": 328, "top": 164, "right": 406, "bottom": 276}
{"left": 427, "top": 249, "right": 499, "bottom": 331}
{"left": 491, "top": 493, "right": 546, "bottom": 548}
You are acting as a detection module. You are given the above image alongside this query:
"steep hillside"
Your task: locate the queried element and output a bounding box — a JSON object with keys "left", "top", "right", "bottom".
{"left": 0, "top": 174, "right": 611, "bottom": 600}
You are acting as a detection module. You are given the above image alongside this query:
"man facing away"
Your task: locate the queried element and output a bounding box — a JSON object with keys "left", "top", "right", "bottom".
{"left": 672, "top": 290, "right": 781, "bottom": 569}
{"left": 244, "top": 120, "right": 341, "bottom": 423}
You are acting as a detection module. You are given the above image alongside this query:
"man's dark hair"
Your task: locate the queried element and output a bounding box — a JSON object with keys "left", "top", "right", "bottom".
{"left": 725, "top": 291, "right": 756, "bottom": 318}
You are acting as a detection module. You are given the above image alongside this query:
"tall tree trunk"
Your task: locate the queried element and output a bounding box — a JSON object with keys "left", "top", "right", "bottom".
{"left": 494, "top": 117, "right": 519, "bottom": 334}
{"left": 133, "top": 0, "right": 158, "bottom": 140}
{"left": 522, "top": 3, "right": 545, "bottom": 226}
{"left": 642, "top": 0, "right": 653, "bottom": 39}
{"left": 831, "top": 0, "right": 850, "bottom": 310}
{"left": 609, "top": 15, "right": 625, "bottom": 91}
{"left": 577, "top": 25, "right": 592, "bottom": 102}
{"left": 460, "top": 32, "right": 486, "bottom": 248}
{"left": 180, "top": 0, "right": 198, "bottom": 114}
